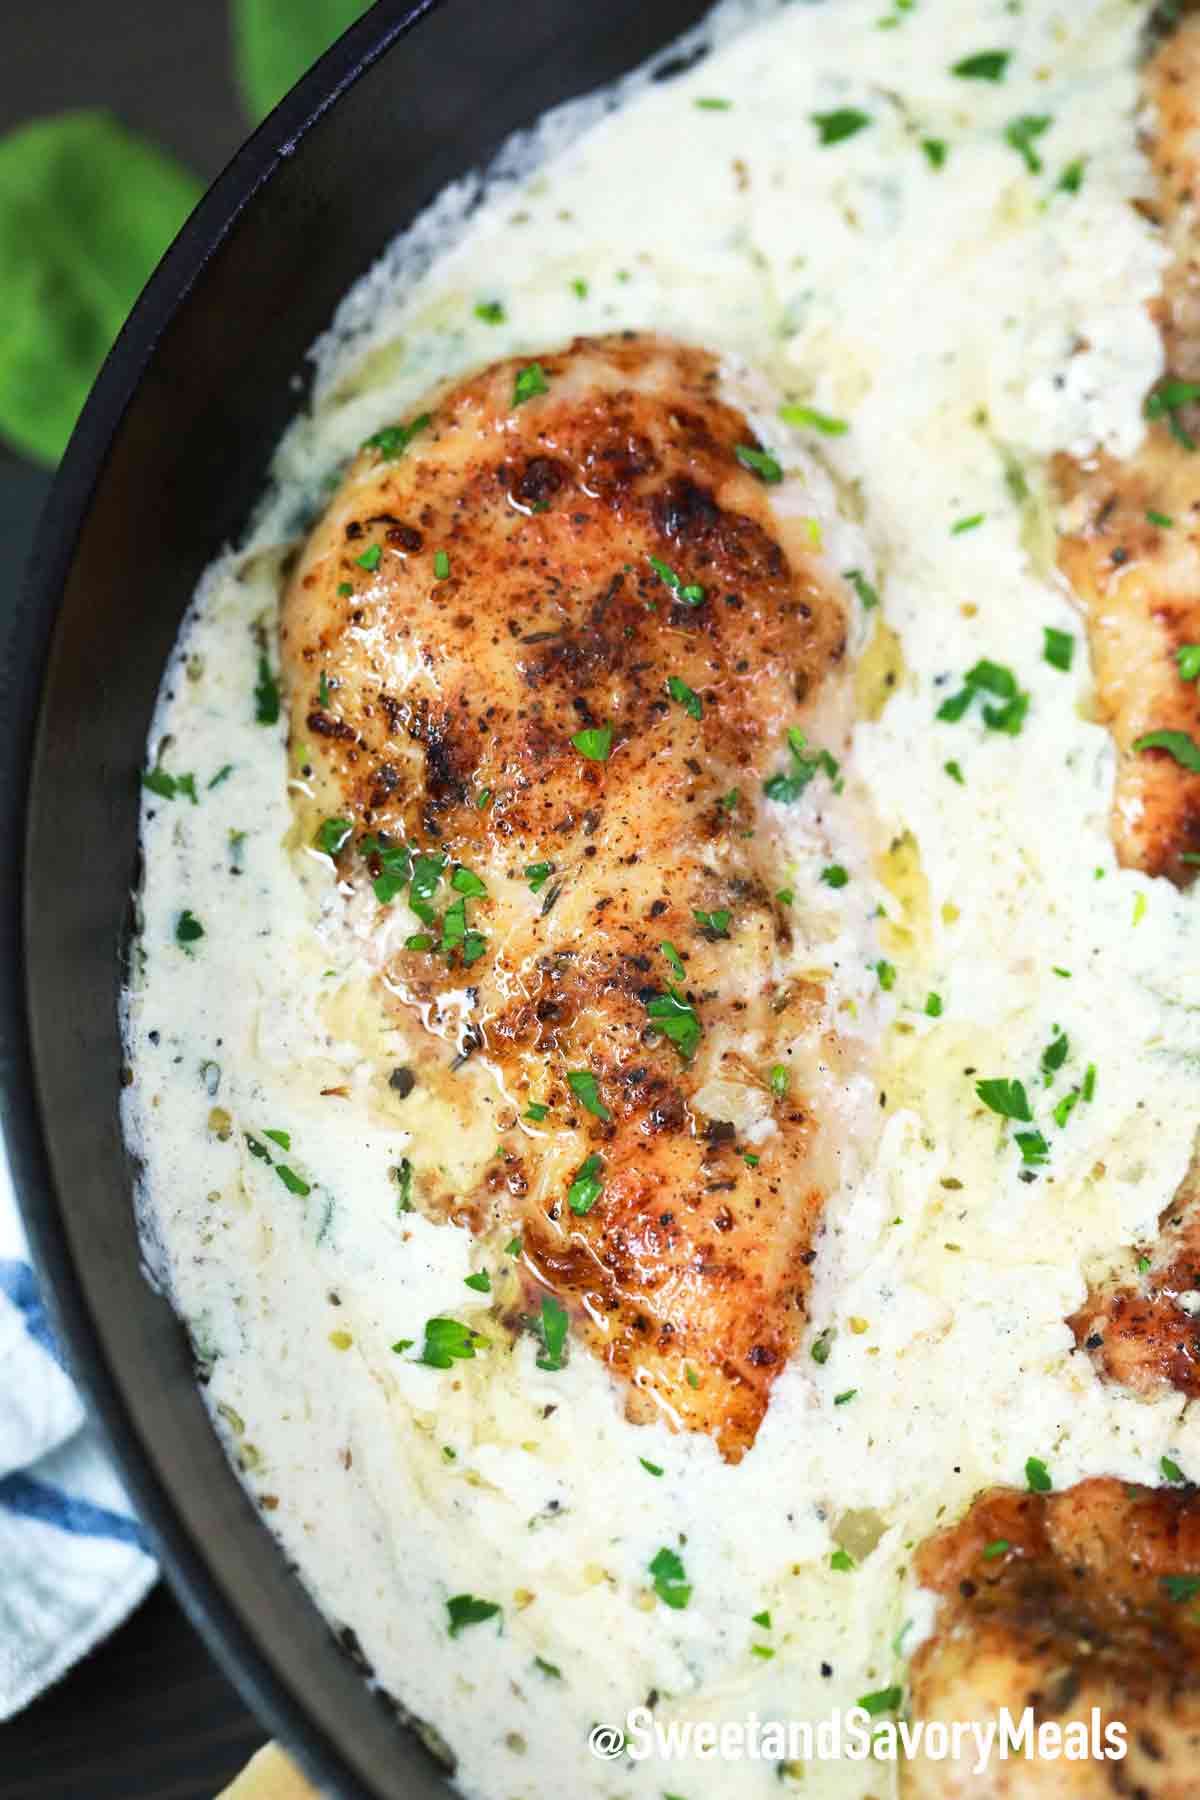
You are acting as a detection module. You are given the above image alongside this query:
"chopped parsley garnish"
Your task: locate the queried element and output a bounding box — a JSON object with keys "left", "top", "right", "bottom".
{"left": 571, "top": 723, "right": 613, "bottom": 762}
{"left": 645, "top": 988, "right": 701, "bottom": 1063}
{"left": 513, "top": 362, "right": 549, "bottom": 406}
{"left": 175, "top": 909, "right": 204, "bottom": 948}
{"left": 976, "top": 1078, "right": 1032, "bottom": 1123}
{"left": 649, "top": 1546, "right": 692, "bottom": 1610}
{"left": 1044, "top": 627, "right": 1074, "bottom": 672}
{"left": 775, "top": 887, "right": 794, "bottom": 906}
{"left": 834, "top": 1388, "right": 857, "bottom": 1406}
{"left": 1147, "top": 378, "right": 1200, "bottom": 449}
{"left": 1162, "top": 1574, "right": 1200, "bottom": 1604}
{"left": 830, "top": 1549, "right": 855, "bottom": 1572}
{"left": 780, "top": 402, "right": 848, "bottom": 437}
{"left": 263, "top": 1128, "right": 290, "bottom": 1150}
{"left": 474, "top": 299, "right": 505, "bottom": 324}
{"left": 1041, "top": 1031, "right": 1069, "bottom": 1082}
{"left": 811, "top": 108, "right": 872, "bottom": 147}
{"left": 952, "top": 513, "right": 984, "bottom": 535}
{"left": 735, "top": 443, "right": 783, "bottom": 484}
{"left": 694, "top": 96, "right": 732, "bottom": 110}
{"left": 275, "top": 1164, "right": 310, "bottom": 1197}
{"left": 811, "top": 1330, "right": 833, "bottom": 1365}
{"left": 245, "top": 1134, "right": 271, "bottom": 1163}
{"left": 393, "top": 1160, "right": 414, "bottom": 1213}
{"left": 464, "top": 1270, "right": 491, "bottom": 1293}
{"left": 337, "top": 581, "right": 353, "bottom": 596}
{"left": 534, "top": 1294, "right": 569, "bottom": 1371}
{"left": 451, "top": 865, "right": 487, "bottom": 898}
{"left": 405, "top": 933, "right": 435, "bottom": 952}
{"left": 505, "top": 1236, "right": 523, "bottom": 1257}
{"left": 945, "top": 760, "right": 965, "bottom": 784}
{"left": 207, "top": 764, "right": 233, "bottom": 790}
{"left": 769, "top": 1063, "right": 790, "bottom": 1100}
{"left": 764, "top": 727, "right": 839, "bottom": 803}
{"left": 661, "top": 942, "right": 687, "bottom": 981}
{"left": 937, "top": 659, "right": 1028, "bottom": 735}
{"left": 254, "top": 655, "right": 280, "bottom": 725}
{"left": 317, "top": 670, "right": 330, "bottom": 708}
{"left": 1177, "top": 644, "right": 1200, "bottom": 682}
{"left": 667, "top": 674, "right": 702, "bottom": 720}
{"left": 446, "top": 1594, "right": 501, "bottom": 1637}
{"left": 317, "top": 817, "right": 353, "bottom": 856}
{"left": 570, "top": 277, "right": 588, "bottom": 299}
{"left": 922, "top": 138, "right": 948, "bottom": 169}
{"left": 694, "top": 907, "right": 731, "bottom": 936}
{"left": 1132, "top": 729, "right": 1200, "bottom": 773}
{"left": 982, "top": 1539, "right": 1010, "bottom": 1562}
{"left": 1163, "top": 1455, "right": 1187, "bottom": 1484}
{"left": 1058, "top": 158, "right": 1085, "bottom": 194}
{"left": 648, "top": 555, "right": 704, "bottom": 604}
{"left": 1082, "top": 1062, "right": 1096, "bottom": 1102}
{"left": 843, "top": 567, "right": 879, "bottom": 609}
{"left": 925, "top": 992, "right": 943, "bottom": 1017}
{"left": 1052, "top": 1089, "right": 1079, "bottom": 1129}
{"left": 875, "top": 959, "right": 896, "bottom": 991}
{"left": 859, "top": 1686, "right": 902, "bottom": 1717}
{"left": 719, "top": 788, "right": 740, "bottom": 815}
{"left": 524, "top": 862, "right": 554, "bottom": 893}
{"left": 1025, "top": 1455, "right": 1052, "bottom": 1493}
{"left": 1015, "top": 1128, "right": 1050, "bottom": 1166}
{"left": 640, "top": 1458, "right": 664, "bottom": 1476}
{"left": 820, "top": 865, "right": 849, "bottom": 889}
{"left": 524, "top": 1102, "right": 549, "bottom": 1122}
{"left": 1148, "top": 510, "right": 1175, "bottom": 530}
{"left": 1004, "top": 113, "right": 1052, "bottom": 175}
{"left": 951, "top": 49, "right": 1010, "bottom": 81}
{"left": 433, "top": 549, "right": 450, "bottom": 580}
{"left": 355, "top": 542, "right": 382, "bottom": 572}
{"left": 567, "top": 1153, "right": 605, "bottom": 1215}
{"left": 533, "top": 1656, "right": 561, "bottom": 1678}
{"left": 567, "top": 1070, "right": 611, "bottom": 1122}
{"left": 143, "top": 764, "right": 198, "bottom": 802}
{"left": 418, "top": 1317, "right": 481, "bottom": 1368}
{"left": 363, "top": 413, "right": 431, "bottom": 460}
{"left": 363, "top": 837, "right": 412, "bottom": 905}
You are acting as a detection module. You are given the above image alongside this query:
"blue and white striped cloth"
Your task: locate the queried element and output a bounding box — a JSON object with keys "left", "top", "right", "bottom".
{"left": 0, "top": 1144, "right": 155, "bottom": 1719}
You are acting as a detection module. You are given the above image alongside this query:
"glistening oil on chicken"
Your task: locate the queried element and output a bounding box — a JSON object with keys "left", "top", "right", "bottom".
{"left": 122, "top": 3, "right": 1200, "bottom": 1797}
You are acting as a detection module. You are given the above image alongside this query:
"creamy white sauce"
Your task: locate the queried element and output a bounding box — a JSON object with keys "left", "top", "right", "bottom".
{"left": 122, "top": 3, "right": 1200, "bottom": 1796}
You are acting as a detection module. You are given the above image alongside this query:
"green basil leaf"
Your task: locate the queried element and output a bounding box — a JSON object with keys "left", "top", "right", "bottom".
{"left": 0, "top": 113, "right": 201, "bottom": 463}
{"left": 233, "top": 0, "right": 371, "bottom": 122}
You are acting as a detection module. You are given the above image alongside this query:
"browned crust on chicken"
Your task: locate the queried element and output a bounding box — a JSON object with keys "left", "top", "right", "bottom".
{"left": 280, "top": 334, "right": 856, "bottom": 1459}
{"left": 1055, "top": 15, "right": 1200, "bottom": 886}
{"left": 905, "top": 1479, "right": 1200, "bottom": 1798}
{"left": 1069, "top": 1139, "right": 1200, "bottom": 1398}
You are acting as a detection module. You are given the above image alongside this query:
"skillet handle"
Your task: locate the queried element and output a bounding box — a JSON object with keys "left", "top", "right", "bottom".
{"left": 217, "top": 1742, "right": 322, "bottom": 1797}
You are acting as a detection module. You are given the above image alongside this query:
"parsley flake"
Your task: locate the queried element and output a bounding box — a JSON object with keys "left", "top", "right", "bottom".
{"left": 513, "top": 363, "right": 549, "bottom": 406}
{"left": 735, "top": 443, "right": 783, "bottom": 484}
{"left": 1025, "top": 1456, "right": 1052, "bottom": 1493}
{"left": 567, "top": 1070, "right": 611, "bottom": 1122}
{"left": 976, "top": 1078, "right": 1032, "bottom": 1122}
{"left": 446, "top": 1594, "right": 501, "bottom": 1637}
{"left": 780, "top": 402, "right": 848, "bottom": 436}
{"left": 811, "top": 108, "right": 872, "bottom": 147}
{"left": 567, "top": 1153, "right": 605, "bottom": 1216}
{"left": 649, "top": 1546, "right": 692, "bottom": 1610}
{"left": 952, "top": 50, "right": 1010, "bottom": 81}
{"left": 667, "top": 674, "right": 702, "bottom": 719}
{"left": 571, "top": 724, "right": 613, "bottom": 762}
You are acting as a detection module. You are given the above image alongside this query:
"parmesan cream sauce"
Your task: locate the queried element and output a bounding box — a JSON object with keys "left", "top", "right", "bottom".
{"left": 123, "top": 3, "right": 1199, "bottom": 1795}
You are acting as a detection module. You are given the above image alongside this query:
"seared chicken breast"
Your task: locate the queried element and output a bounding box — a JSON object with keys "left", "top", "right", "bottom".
{"left": 280, "top": 334, "right": 861, "bottom": 1460}
{"left": 1069, "top": 1141, "right": 1200, "bottom": 1397}
{"left": 905, "top": 1478, "right": 1200, "bottom": 1798}
{"left": 1056, "top": 14, "right": 1200, "bottom": 884}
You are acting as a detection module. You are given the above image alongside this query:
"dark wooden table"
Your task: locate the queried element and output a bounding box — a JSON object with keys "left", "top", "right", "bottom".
{"left": 1, "top": 4, "right": 271, "bottom": 1792}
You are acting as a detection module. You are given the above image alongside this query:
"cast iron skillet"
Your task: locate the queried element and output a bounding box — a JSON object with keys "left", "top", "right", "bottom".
{"left": 0, "top": 1, "right": 711, "bottom": 1792}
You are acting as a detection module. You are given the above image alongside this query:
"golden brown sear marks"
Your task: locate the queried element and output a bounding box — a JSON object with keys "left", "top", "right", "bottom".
{"left": 1056, "top": 16, "right": 1200, "bottom": 886}
{"left": 280, "top": 334, "right": 856, "bottom": 1460}
{"left": 1069, "top": 1140, "right": 1200, "bottom": 1399}
{"left": 905, "top": 1479, "right": 1200, "bottom": 1798}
